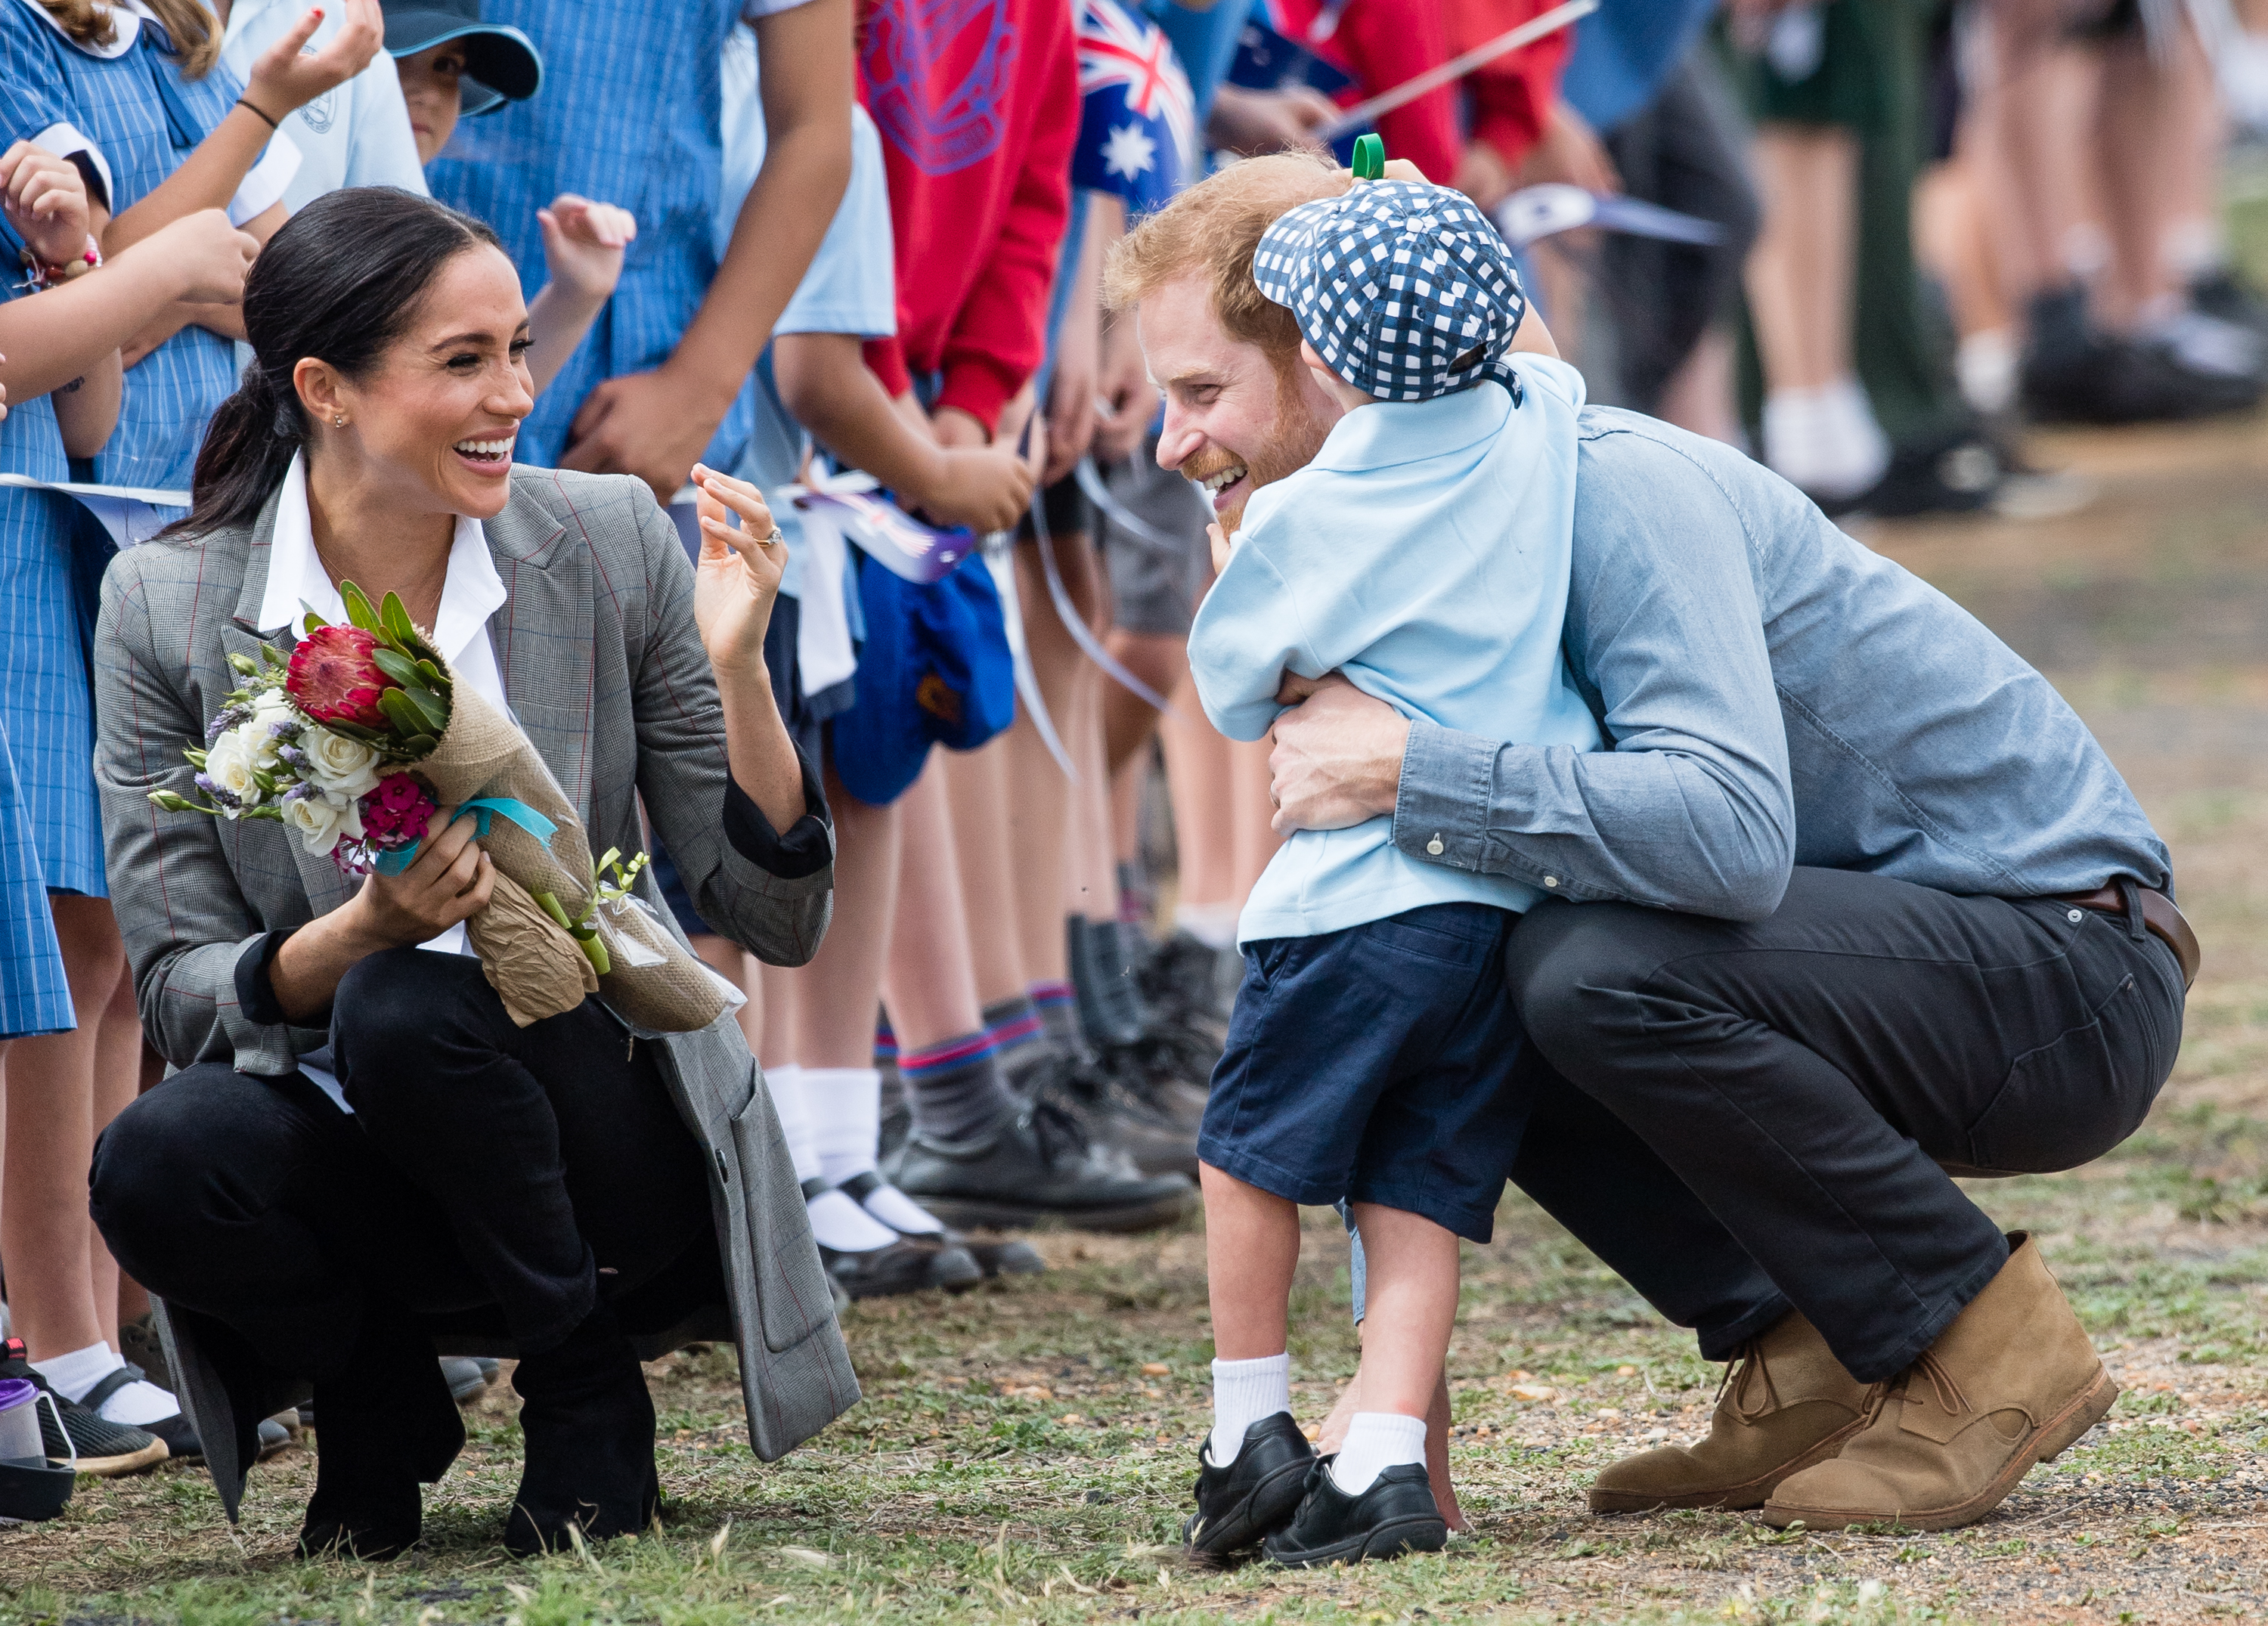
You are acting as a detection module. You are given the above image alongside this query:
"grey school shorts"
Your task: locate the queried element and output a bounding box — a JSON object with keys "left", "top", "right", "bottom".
{"left": 1100, "top": 432, "right": 1213, "bottom": 637}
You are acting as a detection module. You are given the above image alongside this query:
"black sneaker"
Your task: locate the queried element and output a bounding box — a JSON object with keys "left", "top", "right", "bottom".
{"left": 1260, "top": 1458, "right": 1448, "bottom": 1568}
{"left": 2192, "top": 268, "right": 2268, "bottom": 344}
{"left": 2022, "top": 287, "right": 2262, "bottom": 424}
{"left": 805, "top": 1176, "right": 985, "bottom": 1298}
{"left": 886, "top": 1094, "right": 1195, "bottom": 1234}
{"left": 0, "top": 1339, "right": 166, "bottom": 1477}
{"left": 1185, "top": 1412, "right": 1317, "bottom": 1557}
{"left": 1028, "top": 1048, "right": 1199, "bottom": 1179}
{"left": 836, "top": 1170, "right": 1046, "bottom": 1278}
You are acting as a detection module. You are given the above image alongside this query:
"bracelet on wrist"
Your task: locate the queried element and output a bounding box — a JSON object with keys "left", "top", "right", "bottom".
{"left": 235, "top": 97, "right": 282, "bottom": 131}
{"left": 15, "top": 234, "right": 102, "bottom": 293}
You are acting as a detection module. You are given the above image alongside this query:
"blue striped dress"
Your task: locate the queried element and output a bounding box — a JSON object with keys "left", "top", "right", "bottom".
{"left": 423, "top": 0, "right": 772, "bottom": 469}
{"left": 0, "top": 5, "right": 253, "bottom": 914}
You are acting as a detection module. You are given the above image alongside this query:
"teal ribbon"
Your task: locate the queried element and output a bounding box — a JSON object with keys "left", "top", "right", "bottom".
{"left": 370, "top": 797, "right": 556, "bottom": 876}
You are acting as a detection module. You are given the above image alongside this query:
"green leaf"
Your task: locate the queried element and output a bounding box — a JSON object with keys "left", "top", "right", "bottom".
{"left": 378, "top": 688, "right": 429, "bottom": 739}
{"left": 534, "top": 891, "right": 572, "bottom": 931}
{"left": 381, "top": 592, "right": 418, "bottom": 646}
{"left": 414, "top": 659, "right": 445, "bottom": 689}
{"left": 370, "top": 649, "right": 421, "bottom": 688}
{"left": 401, "top": 685, "right": 450, "bottom": 732}
{"left": 149, "top": 791, "right": 219, "bottom": 815}
{"left": 339, "top": 581, "right": 380, "bottom": 633}
{"left": 298, "top": 600, "right": 329, "bottom": 633}
{"left": 397, "top": 734, "right": 438, "bottom": 757}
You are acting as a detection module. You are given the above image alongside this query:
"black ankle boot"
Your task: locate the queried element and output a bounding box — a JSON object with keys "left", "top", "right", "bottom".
{"left": 1068, "top": 916, "right": 1145, "bottom": 1048}
{"left": 298, "top": 1315, "right": 463, "bottom": 1562}
{"left": 504, "top": 1301, "right": 658, "bottom": 1556}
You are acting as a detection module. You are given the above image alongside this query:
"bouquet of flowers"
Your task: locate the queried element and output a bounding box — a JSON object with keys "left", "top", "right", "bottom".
{"left": 152, "top": 584, "right": 731, "bottom": 1034}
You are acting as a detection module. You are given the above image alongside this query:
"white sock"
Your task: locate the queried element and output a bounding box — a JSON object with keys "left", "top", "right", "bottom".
{"left": 804, "top": 1066, "right": 881, "bottom": 1188}
{"left": 765, "top": 1064, "right": 821, "bottom": 1185}
{"left": 1209, "top": 1352, "right": 1290, "bottom": 1463}
{"left": 32, "top": 1341, "right": 180, "bottom": 1426}
{"left": 1328, "top": 1411, "right": 1426, "bottom": 1496}
{"left": 1174, "top": 901, "right": 1239, "bottom": 952}
{"left": 1812, "top": 376, "right": 1890, "bottom": 500}
{"left": 1955, "top": 328, "right": 2017, "bottom": 417}
{"left": 859, "top": 1181, "right": 948, "bottom": 1237}
{"left": 805, "top": 1188, "right": 903, "bottom": 1254}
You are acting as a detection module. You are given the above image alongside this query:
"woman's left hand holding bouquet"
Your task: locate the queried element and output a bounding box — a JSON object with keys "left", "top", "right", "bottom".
{"left": 688, "top": 465, "right": 806, "bottom": 832}
{"left": 266, "top": 814, "right": 496, "bottom": 1022}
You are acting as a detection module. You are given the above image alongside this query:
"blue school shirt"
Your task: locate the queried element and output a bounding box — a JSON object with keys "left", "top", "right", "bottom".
{"left": 426, "top": 0, "right": 816, "bottom": 469}
{"left": 1188, "top": 355, "right": 1601, "bottom": 945}
{"left": 0, "top": 2, "right": 248, "bottom": 494}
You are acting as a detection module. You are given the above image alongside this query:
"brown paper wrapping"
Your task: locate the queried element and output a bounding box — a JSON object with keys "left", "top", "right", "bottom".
{"left": 417, "top": 683, "right": 729, "bottom": 1033}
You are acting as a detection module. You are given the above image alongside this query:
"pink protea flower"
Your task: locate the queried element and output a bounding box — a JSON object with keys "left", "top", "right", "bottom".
{"left": 287, "top": 626, "right": 396, "bottom": 729}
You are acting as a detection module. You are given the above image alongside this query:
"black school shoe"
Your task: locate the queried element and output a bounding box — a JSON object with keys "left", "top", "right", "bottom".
{"left": 1261, "top": 1457, "right": 1448, "bottom": 1569}
{"left": 1185, "top": 1412, "right": 1316, "bottom": 1557}
{"left": 887, "top": 1095, "right": 1194, "bottom": 1234}
{"left": 836, "top": 1170, "right": 1046, "bottom": 1278}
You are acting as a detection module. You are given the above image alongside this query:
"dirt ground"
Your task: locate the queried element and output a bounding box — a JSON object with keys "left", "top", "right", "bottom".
{"left": 6, "top": 423, "right": 2268, "bottom": 1625}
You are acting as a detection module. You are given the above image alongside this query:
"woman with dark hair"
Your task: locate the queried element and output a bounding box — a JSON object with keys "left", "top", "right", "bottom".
{"left": 87, "top": 186, "right": 858, "bottom": 1559}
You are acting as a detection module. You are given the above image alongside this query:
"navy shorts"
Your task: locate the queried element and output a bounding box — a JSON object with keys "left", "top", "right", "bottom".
{"left": 1198, "top": 901, "right": 1531, "bottom": 1243}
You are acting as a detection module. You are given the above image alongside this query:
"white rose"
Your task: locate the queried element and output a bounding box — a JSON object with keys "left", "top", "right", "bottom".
{"left": 246, "top": 690, "right": 297, "bottom": 768}
{"left": 283, "top": 787, "right": 365, "bottom": 855}
{"left": 203, "top": 727, "right": 263, "bottom": 811}
{"left": 297, "top": 725, "right": 382, "bottom": 799}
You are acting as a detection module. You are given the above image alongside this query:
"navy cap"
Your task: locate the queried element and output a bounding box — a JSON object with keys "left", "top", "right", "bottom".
{"left": 1252, "top": 179, "right": 1528, "bottom": 404}
{"left": 381, "top": 1, "right": 544, "bottom": 117}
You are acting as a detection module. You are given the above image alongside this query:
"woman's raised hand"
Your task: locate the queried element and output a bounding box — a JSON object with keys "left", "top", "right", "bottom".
{"left": 688, "top": 463, "right": 786, "bottom": 682}
{"left": 246, "top": 0, "right": 384, "bottom": 120}
{"left": 350, "top": 808, "right": 495, "bottom": 948}
{"left": 140, "top": 209, "right": 260, "bottom": 305}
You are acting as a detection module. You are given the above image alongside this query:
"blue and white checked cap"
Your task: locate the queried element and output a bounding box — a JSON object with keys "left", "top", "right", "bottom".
{"left": 1252, "top": 180, "right": 1528, "bottom": 404}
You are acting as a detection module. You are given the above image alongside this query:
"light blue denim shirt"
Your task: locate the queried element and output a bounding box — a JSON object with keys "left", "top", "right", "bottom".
{"left": 1192, "top": 358, "right": 1602, "bottom": 943}
{"left": 1392, "top": 409, "right": 2172, "bottom": 918}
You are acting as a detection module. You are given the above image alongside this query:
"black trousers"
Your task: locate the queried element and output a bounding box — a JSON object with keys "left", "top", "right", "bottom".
{"left": 91, "top": 950, "right": 714, "bottom": 1380}
{"left": 1502, "top": 867, "right": 2183, "bottom": 1383}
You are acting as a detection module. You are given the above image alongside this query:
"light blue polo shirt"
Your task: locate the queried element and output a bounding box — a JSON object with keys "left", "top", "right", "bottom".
{"left": 1189, "top": 355, "right": 1602, "bottom": 944}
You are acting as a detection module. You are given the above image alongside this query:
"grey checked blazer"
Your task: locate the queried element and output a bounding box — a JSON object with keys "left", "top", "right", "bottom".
{"left": 94, "top": 466, "right": 858, "bottom": 1516}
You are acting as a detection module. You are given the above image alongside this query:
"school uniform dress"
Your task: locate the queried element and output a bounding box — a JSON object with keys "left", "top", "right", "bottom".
{"left": 1, "top": 1, "right": 266, "bottom": 502}
{"left": 425, "top": 0, "right": 818, "bottom": 470}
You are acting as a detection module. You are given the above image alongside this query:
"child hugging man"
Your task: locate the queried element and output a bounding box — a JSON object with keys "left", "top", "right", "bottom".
{"left": 1183, "top": 178, "right": 1600, "bottom": 1566}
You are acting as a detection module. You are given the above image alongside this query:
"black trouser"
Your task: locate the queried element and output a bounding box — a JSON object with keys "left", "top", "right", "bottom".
{"left": 1599, "top": 48, "right": 1762, "bottom": 413}
{"left": 91, "top": 950, "right": 713, "bottom": 1379}
{"left": 1503, "top": 867, "right": 2183, "bottom": 1383}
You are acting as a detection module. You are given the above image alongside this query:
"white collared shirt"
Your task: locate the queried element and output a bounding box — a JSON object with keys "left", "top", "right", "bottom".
{"left": 260, "top": 454, "right": 508, "bottom": 1109}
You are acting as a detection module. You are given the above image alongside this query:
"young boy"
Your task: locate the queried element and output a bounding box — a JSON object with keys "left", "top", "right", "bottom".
{"left": 1183, "top": 178, "right": 1600, "bottom": 1566}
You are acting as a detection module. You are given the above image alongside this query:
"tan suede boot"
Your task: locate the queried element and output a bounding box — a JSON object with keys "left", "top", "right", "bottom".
{"left": 1588, "top": 1310, "right": 1876, "bottom": 1513}
{"left": 1761, "top": 1234, "right": 2118, "bottom": 1532}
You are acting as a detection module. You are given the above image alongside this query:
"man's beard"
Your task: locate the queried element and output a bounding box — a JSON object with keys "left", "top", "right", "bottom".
{"left": 1190, "top": 366, "right": 1336, "bottom": 534}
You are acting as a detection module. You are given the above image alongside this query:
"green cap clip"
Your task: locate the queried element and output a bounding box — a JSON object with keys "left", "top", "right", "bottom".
{"left": 1351, "top": 133, "right": 1385, "bottom": 181}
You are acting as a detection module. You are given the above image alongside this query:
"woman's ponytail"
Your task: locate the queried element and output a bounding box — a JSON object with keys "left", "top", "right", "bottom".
{"left": 160, "top": 188, "right": 503, "bottom": 544}
{"left": 174, "top": 367, "right": 301, "bottom": 538}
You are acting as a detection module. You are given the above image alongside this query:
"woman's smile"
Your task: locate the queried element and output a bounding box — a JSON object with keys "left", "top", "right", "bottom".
{"left": 451, "top": 433, "right": 518, "bottom": 472}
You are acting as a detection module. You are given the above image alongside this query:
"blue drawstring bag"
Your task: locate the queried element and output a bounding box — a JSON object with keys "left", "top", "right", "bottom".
{"left": 831, "top": 548, "right": 1015, "bottom": 806}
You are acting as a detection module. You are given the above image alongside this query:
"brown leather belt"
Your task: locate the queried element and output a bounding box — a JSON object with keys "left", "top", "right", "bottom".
{"left": 2058, "top": 884, "right": 2201, "bottom": 990}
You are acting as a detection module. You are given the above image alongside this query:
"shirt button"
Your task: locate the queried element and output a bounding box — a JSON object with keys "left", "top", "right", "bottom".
{"left": 1426, "top": 835, "right": 1445, "bottom": 856}
{"left": 2068, "top": 909, "right": 2084, "bottom": 923}
{"left": 1544, "top": 875, "right": 1560, "bottom": 888}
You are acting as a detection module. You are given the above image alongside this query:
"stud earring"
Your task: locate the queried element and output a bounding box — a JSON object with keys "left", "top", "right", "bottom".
{"left": 333, "top": 414, "right": 347, "bottom": 428}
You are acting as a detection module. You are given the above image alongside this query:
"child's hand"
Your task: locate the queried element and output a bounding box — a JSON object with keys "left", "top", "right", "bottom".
{"left": 144, "top": 209, "right": 261, "bottom": 305}
{"left": 246, "top": 0, "right": 383, "bottom": 120}
{"left": 687, "top": 462, "right": 785, "bottom": 681}
{"left": 921, "top": 445, "right": 1036, "bottom": 534}
{"left": 1208, "top": 520, "right": 1232, "bottom": 575}
{"left": 537, "top": 194, "right": 637, "bottom": 306}
{"left": 0, "top": 141, "right": 94, "bottom": 268}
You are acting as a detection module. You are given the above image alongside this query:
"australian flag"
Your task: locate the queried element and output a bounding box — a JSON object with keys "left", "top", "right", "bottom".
{"left": 1074, "top": 0, "right": 1199, "bottom": 215}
